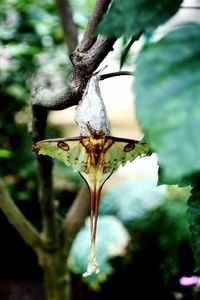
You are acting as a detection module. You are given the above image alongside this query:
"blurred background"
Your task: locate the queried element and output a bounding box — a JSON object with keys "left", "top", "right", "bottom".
{"left": 0, "top": 0, "right": 199, "bottom": 299}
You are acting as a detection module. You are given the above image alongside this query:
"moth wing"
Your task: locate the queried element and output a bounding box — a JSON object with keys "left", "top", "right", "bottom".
{"left": 104, "top": 137, "right": 150, "bottom": 173}
{"left": 32, "top": 137, "right": 88, "bottom": 173}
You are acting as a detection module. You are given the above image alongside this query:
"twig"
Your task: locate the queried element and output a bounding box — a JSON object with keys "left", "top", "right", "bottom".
{"left": 55, "top": 0, "right": 78, "bottom": 53}
{"left": 78, "top": 0, "right": 111, "bottom": 52}
{"left": 100, "top": 71, "right": 134, "bottom": 80}
{"left": 0, "top": 179, "right": 41, "bottom": 250}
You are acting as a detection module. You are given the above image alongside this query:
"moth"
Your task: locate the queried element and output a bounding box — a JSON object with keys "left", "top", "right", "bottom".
{"left": 32, "top": 67, "right": 150, "bottom": 277}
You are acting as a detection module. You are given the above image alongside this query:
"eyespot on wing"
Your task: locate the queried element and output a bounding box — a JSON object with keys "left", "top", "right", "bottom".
{"left": 57, "top": 141, "right": 70, "bottom": 151}
{"left": 103, "top": 162, "right": 110, "bottom": 174}
{"left": 123, "top": 143, "right": 135, "bottom": 152}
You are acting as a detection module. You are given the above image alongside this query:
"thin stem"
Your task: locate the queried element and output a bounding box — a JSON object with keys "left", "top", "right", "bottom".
{"left": 100, "top": 71, "right": 134, "bottom": 80}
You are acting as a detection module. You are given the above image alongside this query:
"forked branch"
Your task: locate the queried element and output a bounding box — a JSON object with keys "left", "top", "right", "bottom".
{"left": 31, "top": 0, "right": 115, "bottom": 110}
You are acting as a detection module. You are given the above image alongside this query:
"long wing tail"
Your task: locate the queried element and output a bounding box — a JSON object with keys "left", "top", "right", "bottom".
{"left": 80, "top": 172, "right": 110, "bottom": 277}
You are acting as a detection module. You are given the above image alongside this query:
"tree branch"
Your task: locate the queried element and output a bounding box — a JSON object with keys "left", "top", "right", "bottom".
{"left": 31, "top": 67, "right": 131, "bottom": 110}
{"left": 78, "top": 0, "right": 111, "bottom": 52}
{"left": 0, "top": 179, "right": 41, "bottom": 250}
{"left": 31, "top": 81, "right": 80, "bottom": 110}
{"left": 55, "top": 0, "right": 78, "bottom": 53}
{"left": 71, "top": 35, "right": 116, "bottom": 73}
{"left": 32, "top": 106, "right": 58, "bottom": 248}
{"left": 31, "top": 36, "right": 116, "bottom": 109}
{"left": 31, "top": 0, "right": 116, "bottom": 110}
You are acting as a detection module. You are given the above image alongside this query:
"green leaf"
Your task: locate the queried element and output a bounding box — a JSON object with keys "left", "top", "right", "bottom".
{"left": 187, "top": 178, "right": 200, "bottom": 271}
{"left": 98, "top": 0, "right": 182, "bottom": 37}
{"left": 134, "top": 23, "right": 200, "bottom": 183}
{"left": 5, "top": 84, "right": 26, "bottom": 99}
{"left": 0, "top": 149, "right": 12, "bottom": 159}
{"left": 68, "top": 216, "right": 129, "bottom": 290}
{"left": 120, "top": 31, "right": 142, "bottom": 69}
{"left": 99, "top": 180, "right": 165, "bottom": 231}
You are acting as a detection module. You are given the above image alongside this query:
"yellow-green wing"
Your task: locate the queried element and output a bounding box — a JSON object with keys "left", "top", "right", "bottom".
{"left": 104, "top": 136, "right": 150, "bottom": 173}
{"left": 32, "top": 137, "right": 88, "bottom": 173}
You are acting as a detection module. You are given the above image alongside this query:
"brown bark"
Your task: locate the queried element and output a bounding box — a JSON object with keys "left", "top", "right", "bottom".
{"left": 78, "top": 0, "right": 111, "bottom": 52}
{"left": 55, "top": 0, "right": 78, "bottom": 53}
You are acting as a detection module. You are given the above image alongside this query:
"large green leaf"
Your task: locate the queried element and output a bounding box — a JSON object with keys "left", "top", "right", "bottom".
{"left": 99, "top": 180, "right": 165, "bottom": 231}
{"left": 98, "top": 0, "right": 182, "bottom": 37}
{"left": 134, "top": 23, "right": 200, "bottom": 183}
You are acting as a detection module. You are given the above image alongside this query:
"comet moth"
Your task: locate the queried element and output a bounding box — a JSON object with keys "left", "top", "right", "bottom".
{"left": 32, "top": 67, "right": 150, "bottom": 277}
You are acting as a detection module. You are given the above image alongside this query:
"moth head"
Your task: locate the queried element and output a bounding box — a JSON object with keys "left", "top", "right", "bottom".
{"left": 86, "top": 122, "right": 106, "bottom": 138}
{"left": 32, "top": 144, "right": 40, "bottom": 154}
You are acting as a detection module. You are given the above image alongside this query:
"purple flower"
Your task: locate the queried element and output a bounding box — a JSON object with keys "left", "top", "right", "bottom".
{"left": 179, "top": 276, "right": 200, "bottom": 287}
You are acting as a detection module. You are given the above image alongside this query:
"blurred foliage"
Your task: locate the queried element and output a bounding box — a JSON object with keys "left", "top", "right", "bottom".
{"left": 98, "top": 0, "right": 182, "bottom": 37}
{"left": 99, "top": 0, "right": 200, "bottom": 273}
{"left": 133, "top": 185, "right": 191, "bottom": 283}
{"left": 69, "top": 179, "right": 191, "bottom": 290}
{"left": 99, "top": 179, "right": 166, "bottom": 230}
{"left": 70, "top": 0, "right": 95, "bottom": 30}
{"left": 134, "top": 24, "right": 200, "bottom": 184}
{"left": 187, "top": 175, "right": 200, "bottom": 271}
{"left": 0, "top": 0, "right": 83, "bottom": 202}
{"left": 0, "top": 0, "right": 196, "bottom": 296}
